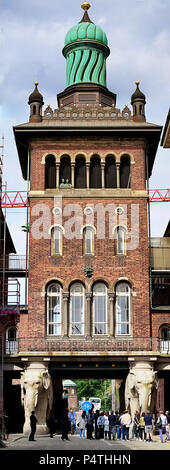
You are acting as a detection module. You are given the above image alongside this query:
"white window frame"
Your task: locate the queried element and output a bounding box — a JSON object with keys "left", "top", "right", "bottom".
{"left": 70, "top": 283, "right": 84, "bottom": 336}
{"left": 83, "top": 226, "right": 94, "bottom": 255}
{"left": 6, "top": 327, "right": 18, "bottom": 354}
{"left": 114, "top": 226, "right": 126, "bottom": 255}
{"left": 115, "top": 282, "right": 131, "bottom": 336}
{"left": 93, "top": 283, "right": 107, "bottom": 335}
{"left": 161, "top": 326, "right": 170, "bottom": 353}
{"left": 47, "top": 283, "right": 62, "bottom": 336}
{"left": 50, "top": 225, "right": 63, "bottom": 256}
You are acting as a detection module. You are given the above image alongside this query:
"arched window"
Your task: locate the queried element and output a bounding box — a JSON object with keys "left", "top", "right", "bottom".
{"left": 6, "top": 327, "right": 18, "bottom": 354}
{"left": 83, "top": 226, "right": 95, "bottom": 255}
{"left": 59, "top": 155, "right": 71, "bottom": 185}
{"left": 105, "top": 155, "right": 117, "bottom": 188}
{"left": 45, "top": 155, "right": 56, "bottom": 189}
{"left": 161, "top": 326, "right": 170, "bottom": 353}
{"left": 120, "top": 156, "right": 131, "bottom": 188}
{"left": 93, "top": 283, "right": 107, "bottom": 335}
{"left": 70, "top": 283, "right": 84, "bottom": 335}
{"left": 115, "top": 282, "right": 131, "bottom": 335}
{"left": 51, "top": 226, "right": 63, "bottom": 256}
{"left": 90, "top": 155, "right": 102, "bottom": 188}
{"left": 114, "top": 226, "right": 126, "bottom": 255}
{"left": 47, "top": 283, "right": 62, "bottom": 335}
{"left": 75, "top": 156, "right": 86, "bottom": 188}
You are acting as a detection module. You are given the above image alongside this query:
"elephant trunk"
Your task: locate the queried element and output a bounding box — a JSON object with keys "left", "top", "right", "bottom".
{"left": 138, "top": 385, "right": 152, "bottom": 413}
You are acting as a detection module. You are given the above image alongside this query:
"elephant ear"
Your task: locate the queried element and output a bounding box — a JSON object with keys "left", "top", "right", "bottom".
{"left": 42, "top": 371, "right": 51, "bottom": 390}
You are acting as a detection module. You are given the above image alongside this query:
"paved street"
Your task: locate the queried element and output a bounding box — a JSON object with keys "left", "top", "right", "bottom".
{"left": 2, "top": 432, "right": 170, "bottom": 451}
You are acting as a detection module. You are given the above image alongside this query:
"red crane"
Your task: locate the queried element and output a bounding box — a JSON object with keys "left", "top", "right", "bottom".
{"left": 1, "top": 189, "right": 170, "bottom": 208}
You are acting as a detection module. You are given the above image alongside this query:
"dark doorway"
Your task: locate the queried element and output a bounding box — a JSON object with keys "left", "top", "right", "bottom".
{"left": 75, "top": 156, "right": 86, "bottom": 188}
{"left": 4, "top": 372, "right": 24, "bottom": 433}
{"left": 105, "top": 155, "right": 117, "bottom": 188}
{"left": 45, "top": 155, "right": 56, "bottom": 189}
{"left": 120, "top": 156, "right": 131, "bottom": 188}
{"left": 90, "top": 155, "right": 102, "bottom": 188}
{"left": 60, "top": 155, "right": 71, "bottom": 185}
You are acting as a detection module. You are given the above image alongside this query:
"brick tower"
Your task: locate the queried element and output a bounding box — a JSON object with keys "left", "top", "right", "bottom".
{"left": 13, "top": 2, "right": 163, "bottom": 433}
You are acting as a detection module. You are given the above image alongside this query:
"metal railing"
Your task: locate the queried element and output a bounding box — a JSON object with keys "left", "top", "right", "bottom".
{"left": 1, "top": 337, "right": 169, "bottom": 355}
{"left": 0, "top": 255, "right": 27, "bottom": 271}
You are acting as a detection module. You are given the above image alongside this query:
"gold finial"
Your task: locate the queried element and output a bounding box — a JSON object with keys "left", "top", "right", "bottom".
{"left": 35, "top": 80, "right": 39, "bottom": 86}
{"left": 81, "top": 1, "right": 91, "bottom": 11}
{"left": 136, "top": 80, "right": 140, "bottom": 86}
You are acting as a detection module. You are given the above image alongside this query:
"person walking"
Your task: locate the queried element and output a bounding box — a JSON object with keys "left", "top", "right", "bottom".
{"left": 79, "top": 411, "right": 86, "bottom": 438}
{"left": 68, "top": 408, "right": 77, "bottom": 434}
{"left": 144, "top": 410, "right": 153, "bottom": 442}
{"left": 86, "top": 409, "right": 94, "bottom": 440}
{"left": 157, "top": 410, "right": 170, "bottom": 443}
{"left": 94, "top": 409, "right": 100, "bottom": 439}
{"left": 97, "top": 412, "right": 105, "bottom": 440}
{"left": 104, "top": 412, "right": 110, "bottom": 439}
{"left": 165, "top": 411, "right": 170, "bottom": 435}
{"left": 132, "top": 411, "right": 140, "bottom": 440}
{"left": 108, "top": 411, "right": 116, "bottom": 440}
{"left": 114, "top": 411, "right": 120, "bottom": 440}
{"left": 120, "top": 410, "right": 131, "bottom": 440}
{"left": 139, "top": 412, "right": 145, "bottom": 441}
{"left": 29, "top": 411, "right": 37, "bottom": 441}
{"left": 61, "top": 408, "right": 70, "bottom": 441}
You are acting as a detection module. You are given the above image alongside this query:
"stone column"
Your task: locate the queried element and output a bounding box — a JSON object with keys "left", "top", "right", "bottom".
{"left": 85, "top": 293, "right": 92, "bottom": 337}
{"left": 108, "top": 293, "right": 115, "bottom": 336}
{"left": 116, "top": 162, "right": 120, "bottom": 188}
{"left": 56, "top": 162, "right": 60, "bottom": 188}
{"left": 63, "top": 292, "right": 69, "bottom": 337}
{"left": 101, "top": 162, "right": 105, "bottom": 188}
{"left": 71, "top": 162, "right": 75, "bottom": 187}
{"left": 86, "top": 162, "right": 90, "bottom": 189}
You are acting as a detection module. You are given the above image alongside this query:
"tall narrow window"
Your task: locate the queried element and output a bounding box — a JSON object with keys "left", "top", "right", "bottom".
{"left": 105, "top": 155, "right": 117, "bottom": 188}
{"left": 93, "top": 283, "right": 107, "bottom": 335}
{"left": 59, "top": 155, "right": 71, "bottom": 185}
{"left": 115, "top": 282, "right": 131, "bottom": 335}
{"left": 6, "top": 327, "right": 18, "bottom": 354}
{"left": 45, "top": 155, "right": 56, "bottom": 189}
{"left": 51, "top": 226, "right": 63, "bottom": 256}
{"left": 161, "top": 326, "right": 170, "bottom": 353}
{"left": 75, "top": 156, "right": 86, "bottom": 188}
{"left": 115, "top": 226, "right": 126, "bottom": 255}
{"left": 70, "top": 283, "right": 84, "bottom": 335}
{"left": 90, "top": 155, "right": 102, "bottom": 188}
{"left": 120, "top": 156, "right": 131, "bottom": 188}
{"left": 47, "top": 283, "right": 62, "bottom": 336}
{"left": 83, "top": 226, "right": 94, "bottom": 255}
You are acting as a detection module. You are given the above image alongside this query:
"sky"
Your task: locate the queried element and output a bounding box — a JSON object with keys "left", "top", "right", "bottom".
{"left": 0, "top": 0, "right": 170, "bottom": 257}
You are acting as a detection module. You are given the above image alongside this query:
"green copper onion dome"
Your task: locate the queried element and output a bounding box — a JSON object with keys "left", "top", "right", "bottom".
{"left": 63, "top": 2, "right": 110, "bottom": 88}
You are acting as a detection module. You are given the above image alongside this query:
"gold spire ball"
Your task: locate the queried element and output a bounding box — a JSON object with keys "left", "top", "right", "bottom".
{"left": 81, "top": 1, "right": 91, "bottom": 11}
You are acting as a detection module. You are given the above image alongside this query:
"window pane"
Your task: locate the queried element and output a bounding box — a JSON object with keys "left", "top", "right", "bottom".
{"left": 93, "top": 283, "right": 107, "bottom": 334}
{"left": 70, "top": 283, "right": 84, "bottom": 335}
{"left": 95, "top": 324, "right": 107, "bottom": 335}
{"left": 117, "top": 228, "right": 125, "bottom": 254}
{"left": 116, "top": 283, "right": 130, "bottom": 335}
{"left": 94, "top": 296, "right": 106, "bottom": 322}
{"left": 47, "top": 283, "right": 61, "bottom": 335}
{"left": 85, "top": 228, "right": 93, "bottom": 254}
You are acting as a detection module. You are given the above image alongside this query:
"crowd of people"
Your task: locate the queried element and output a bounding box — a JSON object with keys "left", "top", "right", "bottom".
{"left": 2, "top": 406, "right": 170, "bottom": 445}
{"left": 59, "top": 407, "right": 170, "bottom": 444}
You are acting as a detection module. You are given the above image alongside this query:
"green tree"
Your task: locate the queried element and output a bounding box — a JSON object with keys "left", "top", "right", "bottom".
{"left": 74, "top": 379, "right": 112, "bottom": 410}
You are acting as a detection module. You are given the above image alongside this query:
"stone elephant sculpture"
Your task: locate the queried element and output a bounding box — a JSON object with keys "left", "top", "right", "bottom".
{"left": 21, "top": 362, "right": 53, "bottom": 435}
{"left": 125, "top": 363, "right": 158, "bottom": 418}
